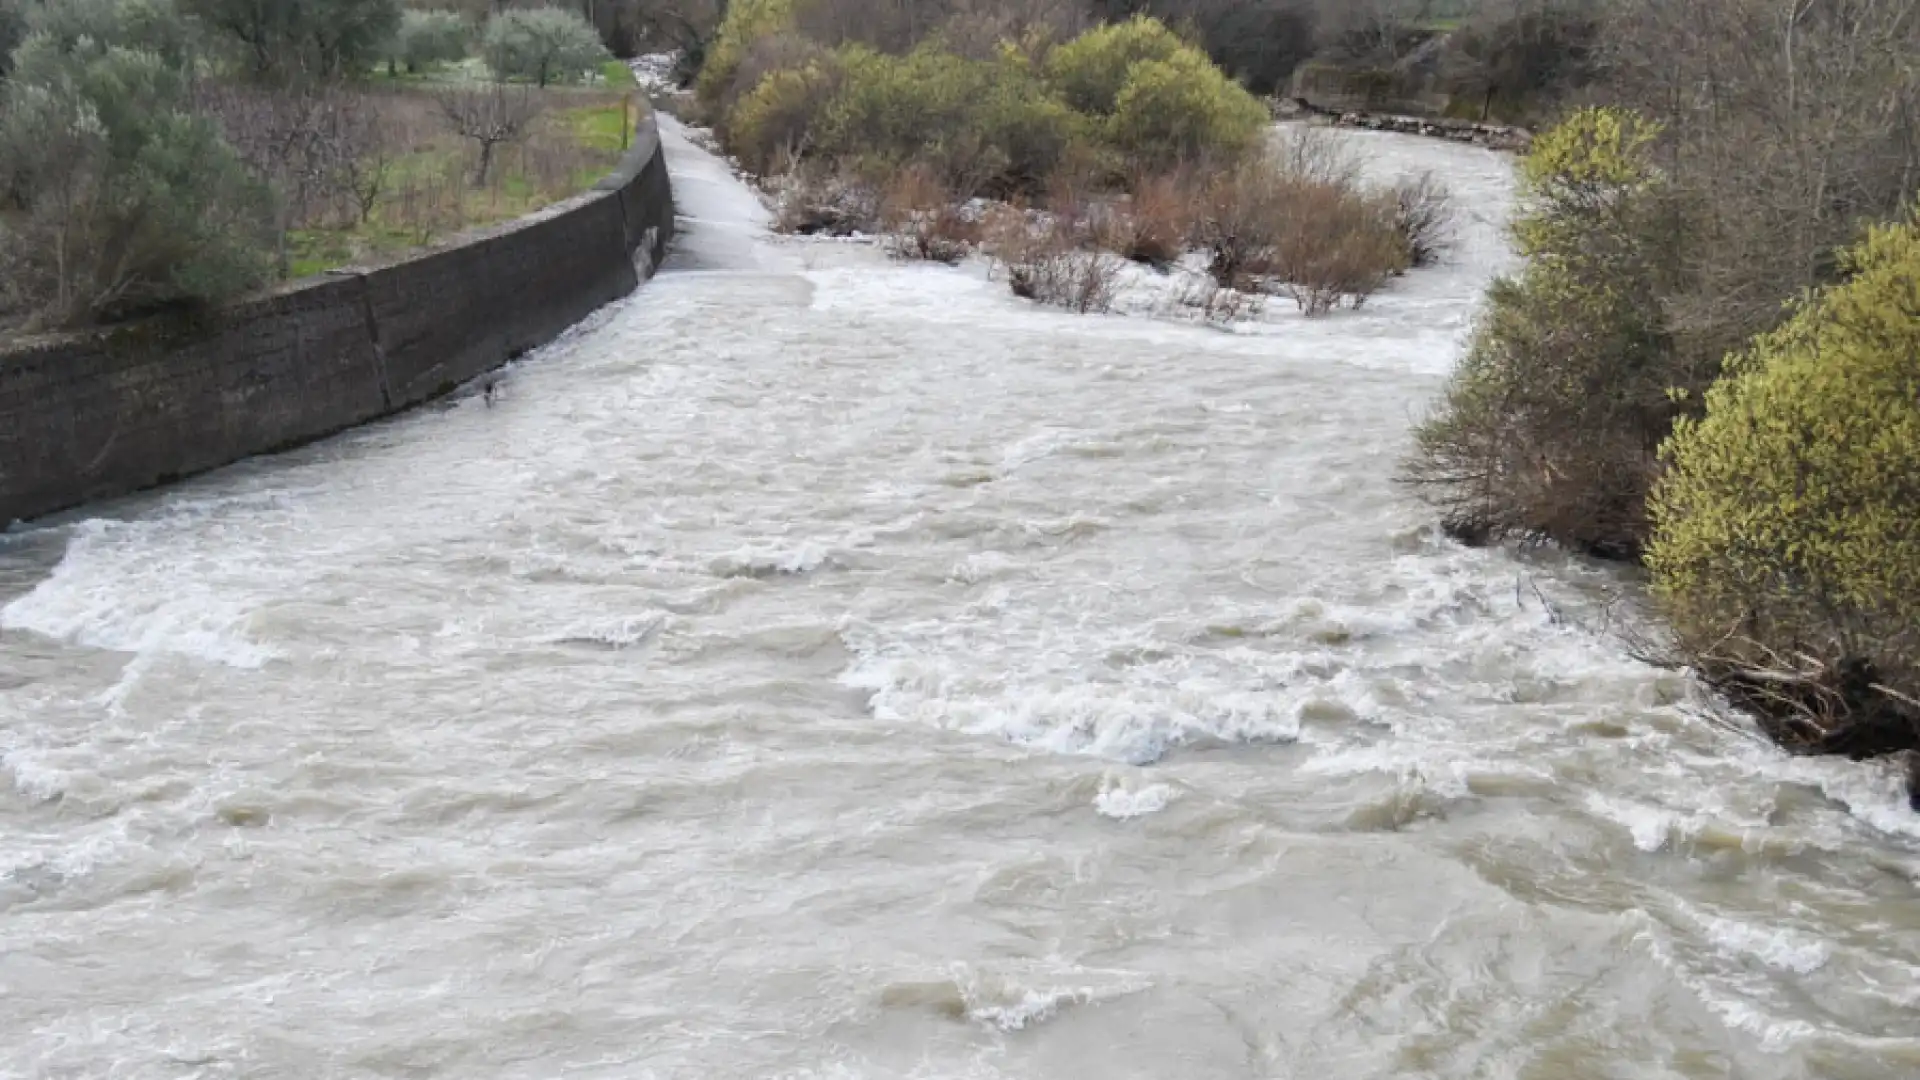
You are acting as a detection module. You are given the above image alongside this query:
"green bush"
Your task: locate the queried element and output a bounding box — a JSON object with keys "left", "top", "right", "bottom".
{"left": 1106, "top": 50, "right": 1267, "bottom": 168}
{"left": 811, "top": 43, "right": 1080, "bottom": 194}
{"left": 727, "top": 54, "right": 840, "bottom": 175}
{"left": 1043, "top": 15, "right": 1187, "bottom": 115}
{"left": 0, "top": 31, "right": 274, "bottom": 326}
{"left": 1405, "top": 107, "right": 1693, "bottom": 557}
{"left": 694, "top": 0, "right": 796, "bottom": 108}
{"left": 390, "top": 9, "right": 469, "bottom": 74}
{"left": 1648, "top": 205, "right": 1920, "bottom": 723}
{"left": 483, "top": 6, "right": 607, "bottom": 87}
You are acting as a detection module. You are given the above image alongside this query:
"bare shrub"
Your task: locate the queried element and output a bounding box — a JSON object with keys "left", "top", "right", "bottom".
{"left": 1271, "top": 124, "right": 1363, "bottom": 188}
{"left": 772, "top": 166, "right": 880, "bottom": 235}
{"left": 879, "top": 166, "right": 977, "bottom": 264}
{"left": 436, "top": 83, "right": 544, "bottom": 185}
{"left": 1268, "top": 186, "right": 1409, "bottom": 314}
{"left": 1194, "top": 143, "right": 1410, "bottom": 315}
{"left": 1387, "top": 170, "right": 1453, "bottom": 268}
{"left": 984, "top": 202, "right": 1122, "bottom": 314}
{"left": 1094, "top": 169, "right": 1197, "bottom": 267}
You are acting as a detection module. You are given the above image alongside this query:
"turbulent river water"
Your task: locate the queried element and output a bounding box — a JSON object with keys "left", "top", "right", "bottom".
{"left": 4, "top": 119, "right": 1920, "bottom": 1080}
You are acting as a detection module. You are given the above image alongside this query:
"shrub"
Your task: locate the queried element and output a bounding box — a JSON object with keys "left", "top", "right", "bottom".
{"left": 1095, "top": 169, "right": 1197, "bottom": 267}
{"left": 1106, "top": 49, "right": 1268, "bottom": 169}
{"left": 984, "top": 200, "right": 1122, "bottom": 314}
{"left": 1192, "top": 136, "right": 1408, "bottom": 314}
{"left": 1647, "top": 205, "right": 1920, "bottom": 752}
{"left": 1043, "top": 15, "right": 1186, "bottom": 115}
{"left": 1405, "top": 107, "right": 1692, "bottom": 556}
{"left": 694, "top": 0, "right": 796, "bottom": 108}
{"left": 483, "top": 6, "right": 607, "bottom": 87}
{"left": 725, "top": 53, "right": 840, "bottom": 175}
{"left": 879, "top": 165, "right": 976, "bottom": 264}
{"left": 1268, "top": 187, "right": 1409, "bottom": 315}
{"left": 812, "top": 43, "right": 1079, "bottom": 195}
{"left": 1387, "top": 170, "right": 1453, "bottom": 268}
{"left": 392, "top": 9, "right": 469, "bottom": 74}
{"left": 0, "top": 34, "right": 274, "bottom": 326}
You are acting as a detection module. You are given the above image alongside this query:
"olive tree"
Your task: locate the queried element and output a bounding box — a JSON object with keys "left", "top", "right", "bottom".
{"left": 387, "top": 8, "right": 471, "bottom": 74}
{"left": 180, "top": 0, "right": 402, "bottom": 81}
{"left": 0, "top": 25, "right": 274, "bottom": 326}
{"left": 483, "top": 6, "right": 609, "bottom": 87}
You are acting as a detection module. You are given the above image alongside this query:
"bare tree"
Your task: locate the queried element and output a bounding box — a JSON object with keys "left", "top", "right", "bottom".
{"left": 198, "top": 84, "right": 385, "bottom": 269}
{"left": 1603, "top": 0, "right": 1920, "bottom": 366}
{"left": 437, "top": 84, "right": 544, "bottom": 185}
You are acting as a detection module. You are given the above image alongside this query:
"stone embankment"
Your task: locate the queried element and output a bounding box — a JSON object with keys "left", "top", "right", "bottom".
{"left": 0, "top": 118, "right": 676, "bottom": 527}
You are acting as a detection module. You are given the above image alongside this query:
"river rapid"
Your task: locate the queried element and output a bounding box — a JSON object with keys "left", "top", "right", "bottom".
{"left": 3, "top": 119, "right": 1918, "bottom": 1080}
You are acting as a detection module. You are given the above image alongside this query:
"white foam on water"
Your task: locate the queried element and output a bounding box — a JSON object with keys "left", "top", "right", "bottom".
{"left": 950, "top": 965, "right": 1152, "bottom": 1033}
{"left": 840, "top": 644, "right": 1303, "bottom": 763}
{"left": 1704, "top": 916, "right": 1832, "bottom": 976}
{"left": 535, "top": 612, "right": 670, "bottom": 650}
{"left": 1093, "top": 781, "right": 1175, "bottom": 820}
{"left": 708, "top": 541, "right": 840, "bottom": 579}
{"left": 2, "top": 518, "right": 280, "bottom": 668}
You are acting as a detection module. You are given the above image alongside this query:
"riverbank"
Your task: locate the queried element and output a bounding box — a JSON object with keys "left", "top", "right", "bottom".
{"left": 0, "top": 117, "right": 673, "bottom": 528}
{"left": 1275, "top": 95, "right": 1534, "bottom": 152}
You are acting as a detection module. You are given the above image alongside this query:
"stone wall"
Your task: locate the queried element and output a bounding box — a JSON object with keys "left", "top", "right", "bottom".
{"left": 0, "top": 117, "right": 675, "bottom": 526}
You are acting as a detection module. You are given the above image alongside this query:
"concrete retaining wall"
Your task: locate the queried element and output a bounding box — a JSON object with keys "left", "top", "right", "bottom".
{"left": 0, "top": 117, "right": 675, "bottom": 526}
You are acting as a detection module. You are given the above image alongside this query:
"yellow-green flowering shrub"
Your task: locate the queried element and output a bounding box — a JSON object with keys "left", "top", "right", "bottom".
{"left": 1649, "top": 204, "right": 1920, "bottom": 710}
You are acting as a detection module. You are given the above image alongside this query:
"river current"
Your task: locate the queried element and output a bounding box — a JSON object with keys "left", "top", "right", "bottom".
{"left": 2, "top": 119, "right": 1918, "bottom": 1080}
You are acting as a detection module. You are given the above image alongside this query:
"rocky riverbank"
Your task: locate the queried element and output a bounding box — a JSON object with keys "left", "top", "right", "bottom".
{"left": 1275, "top": 96, "right": 1533, "bottom": 153}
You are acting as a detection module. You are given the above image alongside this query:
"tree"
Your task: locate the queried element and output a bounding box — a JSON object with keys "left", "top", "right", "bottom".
{"left": 388, "top": 8, "right": 471, "bottom": 73}
{"left": 437, "top": 82, "right": 543, "bottom": 182}
{"left": 1602, "top": 0, "right": 1920, "bottom": 376}
{"left": 180, "top": 0, "right": 403, "bottom": 81}
{"left": 0, "top": 25, "right": 275, "bottom": 325}
{"left": 1405, "top": 108, "right": 1695, "bottom": 557}
{"left": 1648, "top": 205, "right": 1920, "bottom": 756}
{"left": 483, "top": 6, "right": 608, "bottom": 86}
{"left": 1438, "top": 0, "right": 1599, "bottom": 122}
